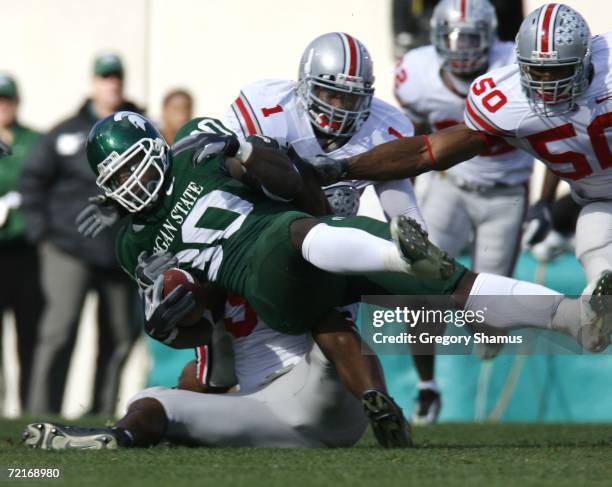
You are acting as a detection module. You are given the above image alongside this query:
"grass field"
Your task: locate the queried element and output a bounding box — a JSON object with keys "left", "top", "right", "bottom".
{"left": 1, "top": 418, "right": 612, "bottom": 487}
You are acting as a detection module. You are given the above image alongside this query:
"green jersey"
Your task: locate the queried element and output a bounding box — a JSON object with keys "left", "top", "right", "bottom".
{"left": 0, "top": 123, "right": 39, "bottom": 243}
{"left": 116, "top": 116, "right": 466, "bottom": 335}
{"left": 116, "top": 117, "right": 308, "bottom": 296}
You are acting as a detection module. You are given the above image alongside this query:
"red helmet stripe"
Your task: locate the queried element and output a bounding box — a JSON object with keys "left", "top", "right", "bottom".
{"left": 345, "top": 34, "right": 357, "bottom": 76}
{"left": 540, "top": 3, "right": 558, "bottom": 53}
{"left": 344, "top": 33, "right": 358, "bottom": 77}
{"left": 460, "top": 0, "right": 467, "bottom": 20}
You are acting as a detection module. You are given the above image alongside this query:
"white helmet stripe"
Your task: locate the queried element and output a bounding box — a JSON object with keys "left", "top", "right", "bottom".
{"left": 337, "top": 32, "right": 350, "bottom": 76}
{"left": 537, "top": 3, "right": 560, "bottom": 53}
{"left": 339, "top": 32, "right": 360, "bottom": 77}
{"left": 351, "top": 35, "right": 362, "bottom": 77}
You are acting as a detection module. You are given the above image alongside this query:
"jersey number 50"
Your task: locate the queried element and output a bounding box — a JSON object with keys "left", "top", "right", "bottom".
{"left": 472, "top": 77, "right": 507, "bottom": 113}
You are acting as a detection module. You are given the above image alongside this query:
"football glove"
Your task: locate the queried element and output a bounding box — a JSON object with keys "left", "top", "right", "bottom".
{"left": 75, "top": 195, "right": 120, "bottom": 238}
{"left": 246, "top": 134, "right": 281, "bottom": 150}
{"left": 135, "top": 251, "right": 178, "bottom": 290}
{"left": 0, "top": 191, "right": 20, "bottom": 228}
{"left": 522, "top": 201, "right": 552, "bottom": 248}
{"left": 144, "top": 275, "right": 195, "bottom": 344}
{"left": 192, "top": 132, "right": 241, "bottom": 166}
{"left": 305, "top": 154, "right": 348, "bottom": 186}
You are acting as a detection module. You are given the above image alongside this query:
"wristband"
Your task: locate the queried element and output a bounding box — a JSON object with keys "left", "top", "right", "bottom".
{"left": 235, "top": 140, "right": 253, "bottom": 164}
{"left": 422, "top": 135, "right": 436, "bottom": 168}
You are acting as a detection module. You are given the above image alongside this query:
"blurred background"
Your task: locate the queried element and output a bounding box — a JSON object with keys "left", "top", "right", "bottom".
{"left": 1, "top": 0, "right": 611, "bottom": 421}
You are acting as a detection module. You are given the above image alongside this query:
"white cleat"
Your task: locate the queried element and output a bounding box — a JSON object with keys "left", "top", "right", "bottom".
{"left": 22, "top": 423, "right": 118, "bottom": 450}
{"left": 411, "top": 388, "right": 441, "bottom": 426}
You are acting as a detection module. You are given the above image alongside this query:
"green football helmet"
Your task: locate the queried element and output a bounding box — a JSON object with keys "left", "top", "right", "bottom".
{"left": 87, "top": 111, "right": 169, "bottom": 212}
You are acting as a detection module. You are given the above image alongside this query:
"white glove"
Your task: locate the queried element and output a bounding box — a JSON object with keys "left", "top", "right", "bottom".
{"left": 0, "top": 191, "right": 21, "bottom": 228}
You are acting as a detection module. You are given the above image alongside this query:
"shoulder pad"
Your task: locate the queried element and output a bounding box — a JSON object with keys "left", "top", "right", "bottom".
{"left": 369, "top": 98, "right": 415, "bottom": 138}
{"left": 394, "top": 45, "right": 439, "bottom": 121}
{"left": 464, "top": 65, "right": 522, "bottom": 138}
{"left": 228, "top": 79, "right": 293, "bottom": 139}
{"left": 175, "top": 117, "right": 235, "bottom": 143}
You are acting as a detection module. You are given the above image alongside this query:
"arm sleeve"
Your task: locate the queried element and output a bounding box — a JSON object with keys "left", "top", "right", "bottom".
{"left": 18, "top": 132, "right": 58, "bottom": 243}
{"left": 373, "top": 178, "right": 426, "bottom": 231}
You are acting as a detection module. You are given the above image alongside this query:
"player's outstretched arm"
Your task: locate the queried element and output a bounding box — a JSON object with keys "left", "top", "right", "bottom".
{"left": 346, "top": 124, "right": 486, "bottom": 181}
{"left": 307, "top": 124, "right": 486, "bottom": 185}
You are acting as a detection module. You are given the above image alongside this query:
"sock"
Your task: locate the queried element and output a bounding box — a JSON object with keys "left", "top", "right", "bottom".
{"left": 301, "top": 223, "right": 408, "bottom": 274}
{"left": 464, "top": 273, "right": 565, "bottom": 331}
{"left": 417, "top": 380, "right": 439, "bottom": 393}
{"left": 111, "top": 426, "right": 134, "bottom": 447}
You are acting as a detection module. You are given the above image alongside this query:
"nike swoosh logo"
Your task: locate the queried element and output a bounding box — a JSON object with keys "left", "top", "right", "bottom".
{"left": 165, "top": 177, "right": 176, "bottom": 195}
{"left": 595, "top": 94, "right": 612, "bottom": 104}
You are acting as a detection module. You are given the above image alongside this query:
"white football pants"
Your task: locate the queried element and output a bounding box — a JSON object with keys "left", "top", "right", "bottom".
{"left": 575, "top": 201, "right": 612, "bottom": 281}
{"left": 420, "top": 174, "right": 527, "bottom": 276}
{"left": 127, "top": 343, "right": 367, "bottom": 448}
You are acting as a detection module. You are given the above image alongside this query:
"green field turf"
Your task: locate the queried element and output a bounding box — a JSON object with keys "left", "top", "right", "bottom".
{"left": 1, "top": 418, "right": 612, "bottom": 487}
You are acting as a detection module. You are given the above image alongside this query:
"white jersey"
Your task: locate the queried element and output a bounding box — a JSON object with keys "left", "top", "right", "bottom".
{"left": 222, "top": 295, "right": 357, "bottom": 393}
{"left": 395, "top": 41, "right": 534, "bottom": 187}
{"left": 224, "top": 79, "right": 420, "bottom": 219}
{"left": 465, "top": 33, "right": 612, "bottom": 204}
{"left": 222, "top": 294, "right": 308, "bottom": 393}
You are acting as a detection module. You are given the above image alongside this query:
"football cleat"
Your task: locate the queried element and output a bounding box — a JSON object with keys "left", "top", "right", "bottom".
{"left": 576, "top": 271, "right": 612, "bottom": 353}
{"left": 390, "top": 215, "right": 457, "bottom": 280}
{"left": 22, "top": 423, "right": 119, "bottom": 450}
{"left": 362, "top": 390, "right": 413, "bottom": 448}
{"left": 411, "top": 388, "right": 441, "bottom": 425}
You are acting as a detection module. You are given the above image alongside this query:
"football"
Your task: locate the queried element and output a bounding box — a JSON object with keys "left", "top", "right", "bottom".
{"left": 162, "top": 268, "right": 206, "bottom": 326}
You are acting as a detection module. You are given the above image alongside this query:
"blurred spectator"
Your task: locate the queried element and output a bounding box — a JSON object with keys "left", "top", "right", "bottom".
{"left": 0, "top": 74, "right": 44, "bottom": 409}
{"left": 159, "top": 89, "right": 193, "bottom": 144}
{"left": 392, "top": 0, "right": 439, "bottom": 58}
{"left": 20, "top": 53, "right": 142, "bottom": 415}
{"left": 392, "top": 0, "right": 523, "bottom": 59}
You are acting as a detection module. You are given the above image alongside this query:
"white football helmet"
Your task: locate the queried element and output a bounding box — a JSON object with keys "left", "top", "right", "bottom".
{"left": 430, "top": 0, "right": 498, "bottom": 74}
{"left": 516, "top": 3, "right": 592, "bottom": 116}
{"left": 297, "top": 32, "right": 375, "bottom": 138}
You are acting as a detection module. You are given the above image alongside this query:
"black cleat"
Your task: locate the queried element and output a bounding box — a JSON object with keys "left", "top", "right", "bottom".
{"left": 390, "top": 215, "right": 457, "bottom": 280}
{"left": 577, "top": 270, "right": 612, "bottom": 353}
{"left": 22, "top": 423, "right": 119, "bottom": 450}
{"left": 411, "top": 388, "right": 441, "bottom": 425}
{"left": 362, "top": 390, "right": 413, "bottom": 448}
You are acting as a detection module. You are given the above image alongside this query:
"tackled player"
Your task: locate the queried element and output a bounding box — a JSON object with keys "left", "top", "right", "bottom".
{"left": 24, "top": 97, "right": 612, "bottom": 449}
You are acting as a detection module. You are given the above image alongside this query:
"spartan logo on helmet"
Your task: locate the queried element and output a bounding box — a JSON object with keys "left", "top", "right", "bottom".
{"left": 114, "top": 111, "right": 148, "bottom": 131}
